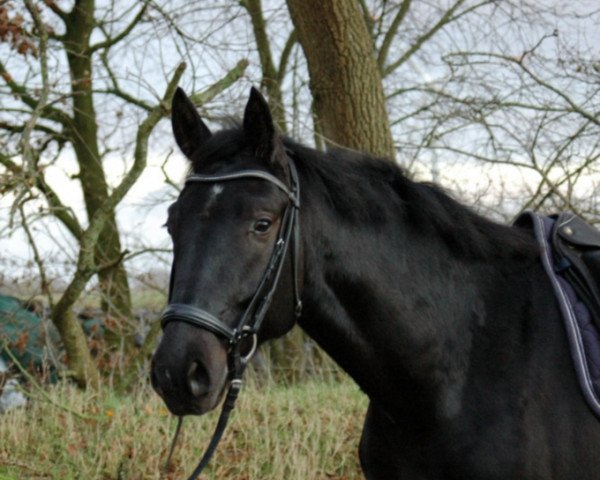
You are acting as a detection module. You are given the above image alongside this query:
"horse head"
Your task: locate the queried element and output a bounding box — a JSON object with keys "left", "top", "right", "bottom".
{"left": 151, "top": 87, "right": 300, "bottom": 416}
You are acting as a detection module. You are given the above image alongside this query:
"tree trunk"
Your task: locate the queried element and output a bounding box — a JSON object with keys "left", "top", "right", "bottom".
{"left": 52, "top": 287, "right": 101, "bottom": 389}
{"left": 286, "top": 0, "right": 395, "bottom": 160}
{"left": 63, "top": 0, "right": 133, "bottom": 340}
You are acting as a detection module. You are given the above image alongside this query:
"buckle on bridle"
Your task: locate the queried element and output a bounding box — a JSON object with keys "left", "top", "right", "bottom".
{"left": 238, "top": 327, "right": 258, "bottom": 365}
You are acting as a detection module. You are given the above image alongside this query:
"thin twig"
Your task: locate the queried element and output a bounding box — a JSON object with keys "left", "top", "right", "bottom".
{"left": 19, "top": 202, "right": 54, "bottom": 308}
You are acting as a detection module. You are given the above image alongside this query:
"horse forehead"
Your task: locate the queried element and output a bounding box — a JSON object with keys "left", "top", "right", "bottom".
{"left": 179, "top": 182, "right": 260, "bottom": 222}
{"left": 207, "top": 184, "right": 224, "bottom": 204}
{"left": 198, "top": 184, "right": 226, "bottom": 218}
{"left": 176, "top": 177, "right": 283, "bottom": 220}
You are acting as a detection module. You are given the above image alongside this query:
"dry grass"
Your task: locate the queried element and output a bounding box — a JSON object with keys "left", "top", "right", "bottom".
{"left": 0, "top": 377, "right": 367, "bottom": 479}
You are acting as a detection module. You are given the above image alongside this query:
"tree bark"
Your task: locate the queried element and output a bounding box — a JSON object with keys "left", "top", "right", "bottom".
{"left": 286, "top": 0, "right": 395, "bottom": 160}
{"left": 63, "top": 0, "right": 133, "bottom": 337}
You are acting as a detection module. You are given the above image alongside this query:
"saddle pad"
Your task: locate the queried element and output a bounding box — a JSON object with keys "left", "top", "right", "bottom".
{"left": 516, "top": 212, "right": 600, "bottom": 419}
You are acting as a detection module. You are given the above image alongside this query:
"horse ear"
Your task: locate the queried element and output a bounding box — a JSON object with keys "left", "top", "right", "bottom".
{"left": 243, "top": 87, "right": 280, "bottom": 163}
{"left": 171, "top": 87, "right": 211, "bottom": 158}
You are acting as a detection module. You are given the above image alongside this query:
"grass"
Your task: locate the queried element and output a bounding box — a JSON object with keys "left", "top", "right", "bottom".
{"left": 0, "top": 377, "right": 367, "bottom": 479}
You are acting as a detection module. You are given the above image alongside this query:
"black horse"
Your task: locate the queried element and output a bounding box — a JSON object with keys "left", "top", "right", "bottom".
{"left": 151, "top": 87, "right": 600, "bottom": 479}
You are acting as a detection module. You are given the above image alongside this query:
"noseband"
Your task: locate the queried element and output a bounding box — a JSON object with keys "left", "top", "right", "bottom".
{"left": 160, "top": 157, "right": 302, "bottom": 479}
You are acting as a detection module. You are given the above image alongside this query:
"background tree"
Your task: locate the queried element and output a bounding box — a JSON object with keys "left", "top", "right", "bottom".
{"left": 281, "top": 1, "right": 599, "bottom": 222}
{"left": 0, "top": 0, "right": 248, "bottom": 387}
{"left": 286, "top": 0, "right": 395, "bottom": 158}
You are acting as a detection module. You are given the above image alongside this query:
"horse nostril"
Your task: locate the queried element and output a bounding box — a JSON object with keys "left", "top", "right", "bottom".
{"left": 187, "top": 361, "right": 210, "bottom": 398}
{"left": 189, "top": 379, "right": 203, "bottom": 397}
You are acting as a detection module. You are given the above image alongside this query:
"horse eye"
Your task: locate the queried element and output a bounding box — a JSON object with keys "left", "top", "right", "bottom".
{"left": 253, "top": 218, "right": 272, "bottom": 234}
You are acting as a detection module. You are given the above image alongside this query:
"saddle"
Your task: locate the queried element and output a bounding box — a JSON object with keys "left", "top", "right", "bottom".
{"left": 552, "top": 212, "right": 600, "bottom": 330}
{"left": 515, "top": 211, "right": 600, "bottom": 419}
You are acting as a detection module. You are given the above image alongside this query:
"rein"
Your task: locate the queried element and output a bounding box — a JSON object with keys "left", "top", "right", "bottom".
{"left": 161, "top": 158, "right": 302, "bottom": 479}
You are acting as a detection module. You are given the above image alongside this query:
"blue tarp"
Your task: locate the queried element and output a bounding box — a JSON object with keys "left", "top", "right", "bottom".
{"left": 0, "top": 294, "right": 61, "bottom": 373}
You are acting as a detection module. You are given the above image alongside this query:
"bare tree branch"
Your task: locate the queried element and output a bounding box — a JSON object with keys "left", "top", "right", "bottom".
{"left": 19, "top": 202, "right": 54, "bottom": 307}
{"left": 377, "top": 0, "right": 411, "bottom": 72}
{"left": 241, "top": 0, "right": 287, "bottom": 131}
{"left": 277, "top": 29, "right": 297, "bottom": 85}
{"left": 89, "top": 2, "right": 149, "bottom": 53}
{"left": 384, "top": 0, "right": 466, "bottom": 76}
{"left": 21, "top": 0, "right": 51, "bottom": 173}
{"left": 189, "top": 59, "right": 249, "bottom": 106}
{"left": 446, "top": 50, "right": 600, "bottom": 127}
{"left": 0, "top": 59, "right": 72, "bottom": 126}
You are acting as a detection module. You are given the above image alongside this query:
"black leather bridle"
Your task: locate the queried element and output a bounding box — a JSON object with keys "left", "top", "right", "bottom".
{"left": 160, "top": 158, "right": 302, "bottom": 479}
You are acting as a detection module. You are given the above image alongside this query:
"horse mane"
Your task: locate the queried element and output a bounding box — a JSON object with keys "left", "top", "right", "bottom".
{"left": 283, "top": 139, "right": 537, "bottom": 261}
{"left": 189, "top": 127, "right": 536, "bottom": 261}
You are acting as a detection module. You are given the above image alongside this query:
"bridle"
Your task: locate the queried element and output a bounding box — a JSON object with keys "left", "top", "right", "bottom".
{"left": 160, "top": 157, "right": 302, "bottom": 479}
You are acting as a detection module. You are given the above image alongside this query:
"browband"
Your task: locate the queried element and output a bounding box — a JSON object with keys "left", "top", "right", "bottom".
{"left": 186, "top": 170, "right": 299, "bottom": 208}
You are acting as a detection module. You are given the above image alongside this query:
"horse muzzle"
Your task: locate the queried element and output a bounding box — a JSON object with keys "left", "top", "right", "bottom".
{"left": 151, "top": 322, "right": 229, "bottom": 416}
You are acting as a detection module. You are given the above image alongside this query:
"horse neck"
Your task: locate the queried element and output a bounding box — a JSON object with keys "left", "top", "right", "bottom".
{"left": 295, "top": 157, "right": 532, "bottom": 421}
